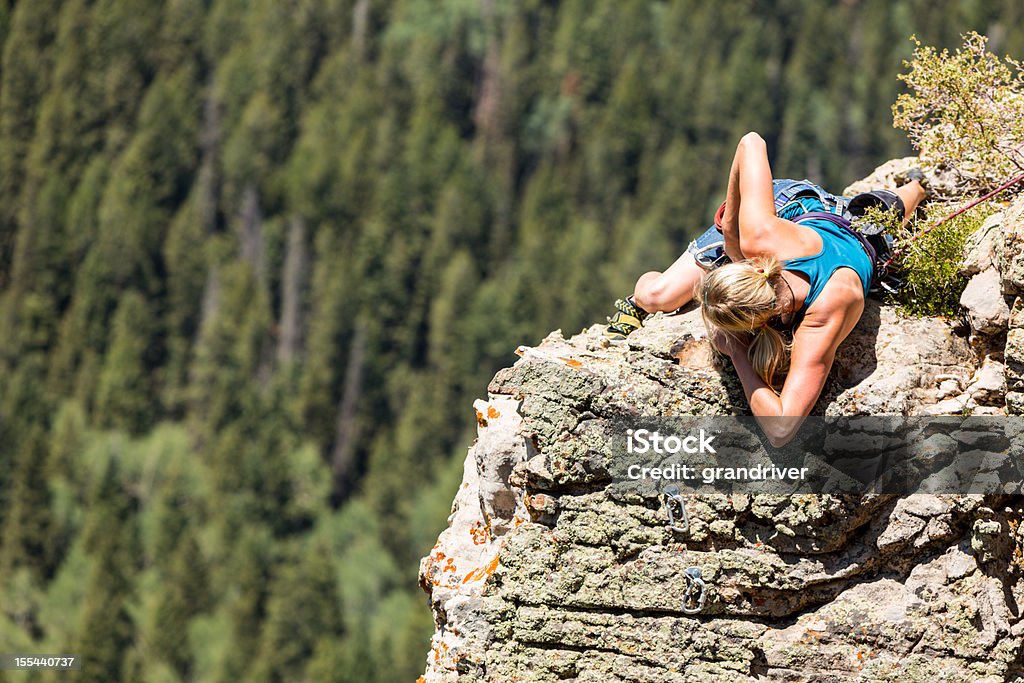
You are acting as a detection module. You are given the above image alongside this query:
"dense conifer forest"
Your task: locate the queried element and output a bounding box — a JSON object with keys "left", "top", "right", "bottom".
{"left": 1, "top": 1, "right": 1023, "bottom": 680}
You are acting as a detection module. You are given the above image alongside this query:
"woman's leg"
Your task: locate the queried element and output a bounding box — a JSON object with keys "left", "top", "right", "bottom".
{"left": 633, "top": 252, "right": 706, "bottom": 312}
{"left": 895, "top": 180, "right": 926, "bottom": 225}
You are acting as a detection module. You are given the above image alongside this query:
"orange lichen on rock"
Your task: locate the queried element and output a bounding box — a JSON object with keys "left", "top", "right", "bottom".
{"left": 469, "top": 519, "right": 490, "bottom": 545}
{"left": 462, "top": 554, "right": 500, "bottom": 584}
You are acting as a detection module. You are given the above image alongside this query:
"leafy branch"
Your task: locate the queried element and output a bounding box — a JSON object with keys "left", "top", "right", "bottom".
{"left": 893, "top": 32, "right": 1024, "bottom": 191}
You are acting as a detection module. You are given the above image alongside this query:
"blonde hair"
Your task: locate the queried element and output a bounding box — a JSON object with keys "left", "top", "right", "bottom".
{"left": 699, "top": 255, "right": 790, "bottom": 388}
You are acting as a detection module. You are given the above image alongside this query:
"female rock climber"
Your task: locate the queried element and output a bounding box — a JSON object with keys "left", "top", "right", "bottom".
{"left": 605, "top": 132, "right": 927, "bottom": 445}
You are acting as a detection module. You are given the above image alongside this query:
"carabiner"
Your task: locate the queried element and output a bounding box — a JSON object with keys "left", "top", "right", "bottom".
{"left": 663, "top": 484, "right": 689, "bottom": 534}
{"left": 682, "top": 566, "right": 706, "bottom": 614}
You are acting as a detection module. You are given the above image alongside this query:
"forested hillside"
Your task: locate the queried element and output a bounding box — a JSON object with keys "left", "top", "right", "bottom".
{"left": 1, "top": 1, "right": 1022, "bottom": 681}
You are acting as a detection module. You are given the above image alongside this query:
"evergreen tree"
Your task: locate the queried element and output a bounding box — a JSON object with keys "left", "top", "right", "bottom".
{"left": 76, "top": 457, "right": 138, "bottom": 683}
{"left": 214, "top": 525, "right": 274, "bottom": 683}
{"left": 95, "top": 291, "right": 157, "bottom": 434}
{"left": 248, "top": 538, "right": 344, "bottom": 683}
{"left": 150, "top": 527, "right": 210, "bottom": 678}
{"left": 0, "top": 0, "right": 61, "bottom": 285}
{"left": 0, "top": 426, "right": 56, "bottom": 582}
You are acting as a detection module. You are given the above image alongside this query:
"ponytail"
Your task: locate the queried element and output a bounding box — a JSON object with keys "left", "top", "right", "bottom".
{"left": 748, "top": 324, "right": 788, "bottom": 387}
{"left": 699, "top": 255, "right": 791, "bottom": 389}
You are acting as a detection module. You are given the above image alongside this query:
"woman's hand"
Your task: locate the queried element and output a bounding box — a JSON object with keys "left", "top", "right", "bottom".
{"left": 710, "top": 329, "right": 748, "bottom": 358}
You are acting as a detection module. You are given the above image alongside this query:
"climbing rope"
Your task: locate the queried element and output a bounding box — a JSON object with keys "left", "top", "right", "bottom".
{"left": 883, "top": 170, "right": 1024, "bottom": 269}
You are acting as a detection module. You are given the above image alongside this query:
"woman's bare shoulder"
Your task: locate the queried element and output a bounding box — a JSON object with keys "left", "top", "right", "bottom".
{"left": 803, "top": 269, "right": 866, "bottom": 325}
{"left": 741, "top": 217, "right": 823, "bottom": 260}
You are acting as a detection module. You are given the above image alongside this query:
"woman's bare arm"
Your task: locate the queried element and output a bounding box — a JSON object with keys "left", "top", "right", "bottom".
{"left": 720, "top": 141, "right": 744, "bottom": 260}
{"left": 721, "top": 132, "right": 814, "bottom": 260}
{"left": 714, "top": 290, "right": 864, "bottom": 446}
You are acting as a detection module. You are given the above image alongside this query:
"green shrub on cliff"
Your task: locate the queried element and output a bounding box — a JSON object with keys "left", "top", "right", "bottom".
{"left": 854, "top": 198, "right": 997, "bottom": 319}
{"left": 887, "top": 30, "right": 1023, "bottom": 316}
{"left": 893, "top": 31, "right": 1024, "bottom": 191}
{"left": 895, "top": 203, "right": 998, "bottom": 318}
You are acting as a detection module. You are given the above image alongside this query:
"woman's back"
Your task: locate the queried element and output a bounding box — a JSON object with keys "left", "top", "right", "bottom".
{"left": 778, "top": 197, "right": 873, "bottom": 318}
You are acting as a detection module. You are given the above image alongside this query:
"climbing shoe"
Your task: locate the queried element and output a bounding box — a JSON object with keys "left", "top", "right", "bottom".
{"left": 604, "top": 296, "right": 649, "bottom": 340}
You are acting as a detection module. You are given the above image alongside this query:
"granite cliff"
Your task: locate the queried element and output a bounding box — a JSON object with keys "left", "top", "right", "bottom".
{"left": 418, "top": 163, "right": 1024, "bottom": 682}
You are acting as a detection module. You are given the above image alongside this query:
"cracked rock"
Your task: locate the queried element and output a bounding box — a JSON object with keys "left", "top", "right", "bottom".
{"left": 420, "top": 161, "right": 1024, "bottom": 682}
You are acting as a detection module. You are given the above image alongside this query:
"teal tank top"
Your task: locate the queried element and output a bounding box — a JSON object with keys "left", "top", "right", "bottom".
{"left": 778, "top": 196, "right": 872, "bottom": 315}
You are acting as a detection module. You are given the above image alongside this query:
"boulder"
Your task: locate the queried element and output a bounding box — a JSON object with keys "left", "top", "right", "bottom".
{"left": 960, "top": 267, "right": 1010, "bottom": 335}
{"left": 842, "top": 157, "right": 966, "bottom": 199}
{"left": 961, "top": 211, "right": 1004, "bottom": 276}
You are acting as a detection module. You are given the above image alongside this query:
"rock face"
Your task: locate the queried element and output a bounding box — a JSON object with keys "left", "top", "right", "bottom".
{"left": 419, "top": 178, "right": 1024, "bottom": 682}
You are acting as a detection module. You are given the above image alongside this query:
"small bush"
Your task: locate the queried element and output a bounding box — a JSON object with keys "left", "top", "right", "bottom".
{"left": 882, "top": 201, "right": 998, "bottom": 317}
{"left": 892, "top": 32, "right": 1024, "bottom": 191}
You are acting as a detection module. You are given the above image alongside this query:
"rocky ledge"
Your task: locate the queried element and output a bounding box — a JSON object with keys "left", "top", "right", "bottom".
{"left": 418, "top": 168, "right": 1024, "bottom": 682}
